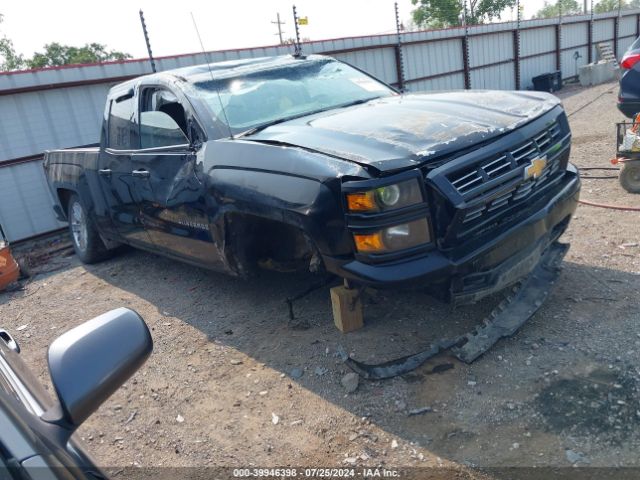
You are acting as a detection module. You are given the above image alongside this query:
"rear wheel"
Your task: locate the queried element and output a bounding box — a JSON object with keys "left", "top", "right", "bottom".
{"left": 620, "top": 161, "right": 640, "bottom": 194}
{"left": 68, "top": 194, "right": 111, "bottom": 264}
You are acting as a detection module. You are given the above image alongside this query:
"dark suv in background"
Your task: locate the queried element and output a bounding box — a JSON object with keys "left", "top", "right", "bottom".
{"left": 618, "top": 36, "right": 640, "bottom": 118}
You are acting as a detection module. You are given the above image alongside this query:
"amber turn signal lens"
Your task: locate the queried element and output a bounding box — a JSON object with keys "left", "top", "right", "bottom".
{"left": 353, "top": 232, "right": 385, "bottom": 253}
{"left": 346, "top": 192, "right": 377, "bottom": 212}
{"left": 353, "top": 218, "right": 431, "bottom": 254}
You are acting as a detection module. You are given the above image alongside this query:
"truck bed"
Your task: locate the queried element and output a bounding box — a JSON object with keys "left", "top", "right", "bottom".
{"left": 44, "top": 146, "right": 100, "bottom": 171}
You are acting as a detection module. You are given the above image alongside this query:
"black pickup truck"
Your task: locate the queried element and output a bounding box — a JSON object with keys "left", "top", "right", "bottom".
{"left": 44, "top": 54, "right": 580, "bottom": 303}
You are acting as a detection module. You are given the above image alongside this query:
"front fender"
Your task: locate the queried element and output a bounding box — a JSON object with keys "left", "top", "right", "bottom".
{"left": 207, "top": 168, "right": 352, "bottom": 257}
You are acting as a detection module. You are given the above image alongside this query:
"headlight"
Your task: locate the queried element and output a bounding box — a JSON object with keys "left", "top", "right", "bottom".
{"left": 346, "top": 179, "right": 423, "bottom": 213}
{"left": 353, "top": 218, "right": 431, "bottom": 253}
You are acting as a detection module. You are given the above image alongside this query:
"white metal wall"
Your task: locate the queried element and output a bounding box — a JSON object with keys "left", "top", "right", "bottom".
{"left": 0, "top": 160, "right": 66, "bottom": 242}
{"left": 1, "top": 9, "right": 639, "bottom": 241}
{"left": 0, "top": 83, "right": 110, "bottom": 160}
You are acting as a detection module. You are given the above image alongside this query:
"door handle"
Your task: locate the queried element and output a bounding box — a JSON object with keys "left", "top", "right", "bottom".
{"left": 132, "top": 169, "right": 150, "bottom": 178}
{"left": 98, "top": 168, "right": 112, "bottom": 176}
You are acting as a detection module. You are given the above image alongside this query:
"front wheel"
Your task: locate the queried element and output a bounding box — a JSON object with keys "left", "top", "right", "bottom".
{"left": 68, "top": 194, "right": 111, "bottom": 264}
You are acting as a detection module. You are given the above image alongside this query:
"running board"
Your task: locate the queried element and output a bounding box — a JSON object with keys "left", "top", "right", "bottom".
{"left": 342, "top": 242, "right": 569, "bottom": 380}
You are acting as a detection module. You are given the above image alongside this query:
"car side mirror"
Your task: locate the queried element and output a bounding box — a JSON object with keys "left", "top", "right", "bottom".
{"left": 140, "top": 110, "right": 189, "bottom": 149}
{"left": 43, "top": 308, "right": 152, "bottom": 430}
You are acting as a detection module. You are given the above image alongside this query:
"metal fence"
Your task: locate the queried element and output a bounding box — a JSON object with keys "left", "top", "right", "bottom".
{"left": 323, "top": 8, "right": 639, "bottom": 92}
{"left": 1, "top": 5, "right": 638, "bottom": 241}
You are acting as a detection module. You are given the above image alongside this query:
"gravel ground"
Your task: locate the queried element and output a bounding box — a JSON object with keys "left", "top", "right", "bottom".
{"left": 1, "top": 81, "right": 640, "bottom": 477}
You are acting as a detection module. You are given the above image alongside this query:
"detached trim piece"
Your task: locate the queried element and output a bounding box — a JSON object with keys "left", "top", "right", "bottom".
{"left": 343, "top": 242, "right": 569, "bottom": 380}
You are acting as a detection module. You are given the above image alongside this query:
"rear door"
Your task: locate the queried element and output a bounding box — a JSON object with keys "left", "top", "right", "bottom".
{"left": 98, "top": 90, "right": 154, "bottom": 247}
{"left": 133, "top": 86, "right": 224, "bottom": 268}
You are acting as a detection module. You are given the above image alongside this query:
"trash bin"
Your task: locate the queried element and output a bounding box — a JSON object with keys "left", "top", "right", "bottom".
{"left": 0, "top": 243, "right": 19, "bottom": 291}
{"left": 0, "top": 224, "right": 19, "bottom": 291}
{"left": 532, "top": 71, "right": 562, "bottom": 93}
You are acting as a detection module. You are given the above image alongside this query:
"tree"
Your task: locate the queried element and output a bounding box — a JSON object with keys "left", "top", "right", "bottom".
{"left": 27, "top": 42, "right": 132, "bottom": 69}
{"left": 1, "top": 14, "right": 131, "bottom": 72}
{"left": 593, "top": 0, "right": 634, "bottom": 12}
{"left": 411, "top": 0, "right": 518, "bottom": 28}
{"left": 535, "top": 0, "right": 582, "bottom": 17}
{"left": 0, "top": 37, "right": 24, "bottom": 71}
{"left": 0, "top": 14, "right": 25, "bottom": 71}
{"left": 594, "top": 0, "right": 621, "bottom": 11}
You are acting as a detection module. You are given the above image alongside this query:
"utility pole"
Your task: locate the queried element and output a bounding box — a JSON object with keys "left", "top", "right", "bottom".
{"left": 272, "top": 12, "right": 285, "bottom": 45}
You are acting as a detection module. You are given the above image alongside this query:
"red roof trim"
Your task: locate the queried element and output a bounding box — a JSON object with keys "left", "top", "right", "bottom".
{"left": 0, "top": 74, "right": 138, "bottom": 97}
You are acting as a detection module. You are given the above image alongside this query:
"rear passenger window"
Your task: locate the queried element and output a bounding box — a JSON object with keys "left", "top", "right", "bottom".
{"left": 108, "top": 96, "right": 138, "bottom": 149}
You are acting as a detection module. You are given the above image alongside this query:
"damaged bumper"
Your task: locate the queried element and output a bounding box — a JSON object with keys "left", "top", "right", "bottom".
{"left": 325, "top": 164, "right": 580, "bottom": 298}
{"left": 344, "top": 240, "right": 570, "bottom": 378}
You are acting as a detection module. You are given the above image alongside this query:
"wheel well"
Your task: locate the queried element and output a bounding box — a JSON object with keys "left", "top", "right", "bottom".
{"left": 56, "top": 188, "right": 76, "bottom": 217}
{"left": 225, "top": 213, "right": 320, "bottom": 274}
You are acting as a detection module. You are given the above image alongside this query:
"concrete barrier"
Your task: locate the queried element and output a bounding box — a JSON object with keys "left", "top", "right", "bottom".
{"left": 579, "top": 61, "right": 619, "bottom": 87}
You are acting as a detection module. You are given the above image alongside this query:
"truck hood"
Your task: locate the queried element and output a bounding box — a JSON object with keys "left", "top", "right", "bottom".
{"left": 246, "top": 90, "right": 561, "bottom": 172}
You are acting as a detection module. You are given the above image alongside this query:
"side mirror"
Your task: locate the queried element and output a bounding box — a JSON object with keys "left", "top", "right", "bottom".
{"left": 140, "top": 110, "right": 189, "bottom": 148}
{"left": 44, "top": 308, "right": 152, "bottom": 430}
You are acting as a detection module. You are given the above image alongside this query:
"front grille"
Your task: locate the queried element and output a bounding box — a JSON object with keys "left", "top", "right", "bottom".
{"left": 438, "top": 120, "right": 568, "bottom": 240}
{"left": 449, "top": 122, "right": 562, "bottom": 198}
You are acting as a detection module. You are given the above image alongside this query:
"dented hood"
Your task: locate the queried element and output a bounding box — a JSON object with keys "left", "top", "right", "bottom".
{"left": 246, "top": 90, "right": 561, "bottom": 172}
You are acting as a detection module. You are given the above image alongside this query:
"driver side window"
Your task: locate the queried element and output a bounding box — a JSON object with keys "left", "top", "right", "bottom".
{"left": 139, "top": 88, "right": 189, "bottom": 149}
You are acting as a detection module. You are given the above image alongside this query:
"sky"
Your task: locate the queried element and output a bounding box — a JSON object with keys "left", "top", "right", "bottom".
{"left": 1, "top": 0, "right": 550, "bottom": 62}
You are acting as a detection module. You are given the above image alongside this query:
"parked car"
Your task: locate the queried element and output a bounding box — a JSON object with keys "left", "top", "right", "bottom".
{"left": 44, "top": 54, "right": 580, "bottom": 304}
{"left": 618, "top": 36, "right": 640, "bottom": 118}
{"left": 0, "top": 308, "right": 152, "bottom": 479}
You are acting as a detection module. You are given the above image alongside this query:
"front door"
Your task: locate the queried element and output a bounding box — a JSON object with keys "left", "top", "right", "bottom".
{"left": 134, "top": 88, "right": 223, "bottom": 268}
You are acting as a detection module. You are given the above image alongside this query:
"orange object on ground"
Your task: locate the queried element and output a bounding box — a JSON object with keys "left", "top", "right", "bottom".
{"left": 0, "top": 244, "right": 19, "bottom": 291}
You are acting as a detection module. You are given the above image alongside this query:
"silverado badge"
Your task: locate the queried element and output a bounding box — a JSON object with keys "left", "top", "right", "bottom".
{"left": 524, "top": 156, "right": 547, "bottom": 180}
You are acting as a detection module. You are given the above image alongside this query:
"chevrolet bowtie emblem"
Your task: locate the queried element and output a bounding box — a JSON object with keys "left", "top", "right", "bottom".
{"left": 524, "top": 156, "right": 547, "bottom": 180}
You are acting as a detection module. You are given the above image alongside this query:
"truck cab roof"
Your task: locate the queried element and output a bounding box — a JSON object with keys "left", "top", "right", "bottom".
{"left": 112, "top": 54, "right": 330, "bottom": 95}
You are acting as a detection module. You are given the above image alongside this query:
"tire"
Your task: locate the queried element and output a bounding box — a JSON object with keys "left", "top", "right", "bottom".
{"left": 620, "top": 162, "right": 640, "bottom": 194}
{"left": 67, "top": 194, "right": 111, "bottom": 264}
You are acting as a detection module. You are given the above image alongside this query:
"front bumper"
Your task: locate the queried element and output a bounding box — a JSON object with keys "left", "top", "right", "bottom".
{"left": 324, "top": 164, "right": 580, "bottom": 299}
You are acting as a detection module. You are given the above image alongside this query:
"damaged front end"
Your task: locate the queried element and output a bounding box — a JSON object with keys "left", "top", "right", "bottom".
{"left": 342, "top": 241, "right": 568, "bottom": 380}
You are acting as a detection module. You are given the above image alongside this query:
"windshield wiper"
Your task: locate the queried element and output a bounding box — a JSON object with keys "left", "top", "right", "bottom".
{"left": 236, "top": 114, "right": 307, "bottom": 138}
{"left": 236, "top": 97, "right": 380, "bottom": 138}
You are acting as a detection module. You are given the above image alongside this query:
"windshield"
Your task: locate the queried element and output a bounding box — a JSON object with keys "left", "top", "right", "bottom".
{"left": 189, "top": 58, "right": 395, "bottom": 135}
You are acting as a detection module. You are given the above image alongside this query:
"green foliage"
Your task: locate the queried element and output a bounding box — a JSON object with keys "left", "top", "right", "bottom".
{"left": 0, "top": 37, "right": 25, "bottom": 71}
{"left": 411, "top": 0, "right": 518, "bottom": 28}
{"left": 592, "top": 0, "right": 640, "bottom": 12}
{"left": 1, "top": 14, "right": 131, "bottom": 72}
{"left": 27, "top": 42, "right": 132, "bottom": 69}
{"left": 594, "top": 0, "right": 623, "bottom": 12}
{"left": 0, "top": 13, "right": 24, "bottom": 71}
{"left": 535, "top": 0, "right": 582, "bottom": 17}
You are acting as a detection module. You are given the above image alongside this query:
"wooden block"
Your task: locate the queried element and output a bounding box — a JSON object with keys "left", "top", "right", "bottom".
{"left": 330, "top": 285, "right": 364, "bottom": 333}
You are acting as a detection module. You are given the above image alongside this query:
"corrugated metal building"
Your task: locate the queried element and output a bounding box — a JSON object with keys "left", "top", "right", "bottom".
{"left": 1, "top": 9, "right": 638, "bottom": 241}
